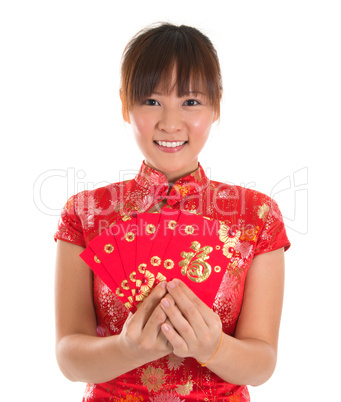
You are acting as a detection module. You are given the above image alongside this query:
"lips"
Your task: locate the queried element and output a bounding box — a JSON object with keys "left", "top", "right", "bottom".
{"left": 153, "top": 140, "right": 187, "bottom": 153}
{"left": 154, "top": 140, "right": 187, "bottom": 148}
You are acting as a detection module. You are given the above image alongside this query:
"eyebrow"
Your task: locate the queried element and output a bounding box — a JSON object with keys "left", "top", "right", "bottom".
{"left": 151, "top": 91, "right": 206, "bottom": 96}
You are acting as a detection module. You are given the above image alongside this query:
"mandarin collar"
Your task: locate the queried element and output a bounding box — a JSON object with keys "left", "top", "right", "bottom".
{"left": 134, "top": 161, "right": 210, "bottom": 206}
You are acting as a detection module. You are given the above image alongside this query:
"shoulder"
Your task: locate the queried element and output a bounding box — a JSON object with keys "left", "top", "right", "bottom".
{"left": 208, "top": 179, "right": 275, "bottom": 220}
{"left": 208, "top": 180, "right": 290, "bottom": 254}
{"left": 66, "top": 179, "right": 129, "bottom": 214}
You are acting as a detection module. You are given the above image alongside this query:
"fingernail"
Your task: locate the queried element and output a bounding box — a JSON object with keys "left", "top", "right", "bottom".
{"left": 173, "top": 278, "right": 180, "bottom": 285}
{"left": 159, "top": 281, "right": 166, "bottom": 288}
{"left": 161, "top": 298, "right": 170, "bottom": 308}
{"left": 162, "top": 323, "right": 169, "bottom": 332}
{"left": 167, "top": 281, "right": 176, "bottom": 289}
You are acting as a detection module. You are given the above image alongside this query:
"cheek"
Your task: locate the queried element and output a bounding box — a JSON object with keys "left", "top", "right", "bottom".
{"left": 189, "top": 115, "right": 214, "bottom": 134}
{"left": 129, "top": 112, "right": 154, "bottom": 138}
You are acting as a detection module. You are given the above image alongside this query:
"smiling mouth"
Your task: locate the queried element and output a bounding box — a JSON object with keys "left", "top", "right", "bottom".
{"left": 154, "top": 140, "right": 187, "bottom": 148}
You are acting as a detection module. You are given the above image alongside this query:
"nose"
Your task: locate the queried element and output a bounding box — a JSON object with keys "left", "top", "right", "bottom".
{"left": 157, "top": 107, "right": 183, "bottom": 133}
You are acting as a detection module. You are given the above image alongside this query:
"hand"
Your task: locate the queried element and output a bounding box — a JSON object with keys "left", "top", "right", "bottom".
{"left": 160, "top": 279, "right": 222, "bottom": 364}
{"left": 117, "top": 281, "right": 173, "bottom": 367}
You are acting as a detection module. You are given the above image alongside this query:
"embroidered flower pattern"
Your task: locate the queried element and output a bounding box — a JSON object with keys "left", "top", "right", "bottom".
{"left": 83, "top": 383, "right": 95, "bottom": 401}
{"left": 173, "top": 183, "right": 191, "bottom": 197}
{"left": 176, "top": 380, "right": 194, "bottom": 395}
{"left": 167, "top": 354, "right": 185, "bottom": 371}
{"left": 240, "top": 225, "right": 259, "bottom": 242}
{"left": 149, "top": 391, "right": 184, "bottom": 402}
{"left": 236, "top": 241, "right": 253, "bottom": 259}
{"left": 140, "top": 366, "right": 166, "bottom": 392}
{"left": 115, "top": 395, "right": 144, "bottom": 402}
{"left": 257, "top": 203, "right": 270, "bottom": 222}
{"left": 54, "top": 161, "right": 289, "bottom": 402}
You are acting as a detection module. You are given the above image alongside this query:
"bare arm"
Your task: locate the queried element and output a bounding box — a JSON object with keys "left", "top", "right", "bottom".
{"left": 160, "top": 248, "right": 285, "bottom": 386}
{"left": 55, "top": 240, "right": 172, "bottom": 384}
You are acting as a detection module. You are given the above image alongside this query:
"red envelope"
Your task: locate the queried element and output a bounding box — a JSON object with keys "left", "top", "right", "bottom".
{"left": 133, "top": 209, "right": 180, "bottom": 303}
{"left": 146, "top": 211, "right": 227, "bottom": 307}
{"left": 133, "top": 212, "right": 163, "bottom": 301}
{"left": 80, "top": 243, "right": 135, "bottom": 311}
{"left": 85, "top": 225, "right": 137, "bottom": 311}
{"left": 80, "top": 210, "right": 239, "bottom": 310}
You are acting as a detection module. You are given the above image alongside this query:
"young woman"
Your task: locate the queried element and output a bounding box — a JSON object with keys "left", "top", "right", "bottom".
{"left": 54, "top": 23, "right": 290, "bottom": 401}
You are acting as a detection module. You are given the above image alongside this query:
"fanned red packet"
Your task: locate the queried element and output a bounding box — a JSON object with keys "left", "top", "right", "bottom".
{"left": 86, "top": 219, "right": 137, "bottom": 310}
{"left": 133, "top": 209, "right": 180, "bottom": 302}
{"left": 80, "top": 210, "right": 240, "bottom": 311}
{"left": 80, "top": 243, "right": 135, "bottom": 310}
{"left": 144, "top": 211, "right": 226, "bottom": 307}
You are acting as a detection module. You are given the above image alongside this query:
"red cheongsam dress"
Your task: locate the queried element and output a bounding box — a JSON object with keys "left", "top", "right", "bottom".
{"left": 54, "top": 161, "right": 290, "bottom": 402}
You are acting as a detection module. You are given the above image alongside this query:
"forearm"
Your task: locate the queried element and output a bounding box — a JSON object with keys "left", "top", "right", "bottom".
{"left": 56, "top": 333, "right": 140, "bottom": 384}
{"left": 206, "top": 335, "right": 277, "bottom": 386}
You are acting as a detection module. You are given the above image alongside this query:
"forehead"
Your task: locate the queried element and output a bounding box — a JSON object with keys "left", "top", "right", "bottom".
{"left": 149, "top": 66, "right": 209, "bottom": 97}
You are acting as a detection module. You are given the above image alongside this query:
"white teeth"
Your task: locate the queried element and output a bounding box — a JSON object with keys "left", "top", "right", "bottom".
{"left": 156, "top": 141, "right": 186, "bottom": 148}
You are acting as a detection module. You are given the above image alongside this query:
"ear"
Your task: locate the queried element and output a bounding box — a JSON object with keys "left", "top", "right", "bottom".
{"left": 119, "top": 89, "right": 130, "bottom": 123}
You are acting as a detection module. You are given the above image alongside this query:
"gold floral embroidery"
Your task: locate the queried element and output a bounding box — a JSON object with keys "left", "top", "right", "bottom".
{"left": 173, "top": 183, "right": 191, "bottom": 197}
{"left": 227, "top": 260, "right": 245, "bottom": 288}
{"left": 115, "top": 394, "right": 144, "bottom": 401}
{"left": 138, "top": 263, "right": 147, "bottom": 274}
{"left": 258, "top": 203, "right": 270, "bottom": 222}
{"left": 176, "top": 380, "right": 194, "bottom": 396}
{"left": 166, "top": 353, "right": 184, "bottom": 370}
{"left": 156, "top": 272, "right": 166, "bottom": 283}
{"left": 125, "top": 232, "right": 135, "bottom": 242}
{"left": 168, "top": 220, "right": 177, "bottom": 230}
{"left": 151, "top": 256, "right": 161, "bottom": 266}
{"left": 94, "top": 255, "right": 101, "bottom": 263}
{"left": 179, "top": 241, "right": 213, "bottom": 283}
{"left": 164, "top": 259, "right": 174, "bottom": 269}
{"left": 140, "top": 366, "right": 166, "bottom": 392}
{"left": 136, "top": 270, "right": 155, "bottom": 297}
{"left": 124, "top": 302, "right": 133, "bottom": 310}
{"left": 104, "top": 244, "right": 114, "bottom": 253}
{"left": 218, "top": 223, "right": 241, "bottom": 259}
{"left": 185, "top": 225, "right": 195, "bottom": 234}
{"left": 146, "top": 224, "right": 156, "bottom": 234}
{"left": 191, "top": 169, "right": 202, "bottom": 182}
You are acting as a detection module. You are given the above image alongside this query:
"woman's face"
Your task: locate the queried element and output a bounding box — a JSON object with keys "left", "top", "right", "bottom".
{"left": 126, "top": 82, "right": 218, "bottom": 183}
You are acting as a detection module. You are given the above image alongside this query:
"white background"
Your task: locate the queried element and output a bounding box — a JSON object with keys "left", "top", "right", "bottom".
{"left": 1, "top": 0, "right": 340, "bottom": 400}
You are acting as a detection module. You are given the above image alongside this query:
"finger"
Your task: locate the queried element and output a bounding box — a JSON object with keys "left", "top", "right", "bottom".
{"left": 169, "top": 279, "right": 212, "bottom": 318}
{"left": 161, "top": 321, "right": 188, "bottom": 356}
{"left": 165, "top": 280, "right": 208, "bottom": 332}
{"left": 160, "top": 295, "right": 197, "bottom": 344}
{"left": 156, "top": 319, "right": 173, "bottom": 350}
{"left": 174, "top": 280, "right": 222, "bottom": 333}
{"left": 143, "top": 306, "right": 173, "bottom": 355}
{"left": 143, "top": 304, "right": 168, "bottom": 339}
{"left": 132, "top": 281, "right": 168, "bottom": 329}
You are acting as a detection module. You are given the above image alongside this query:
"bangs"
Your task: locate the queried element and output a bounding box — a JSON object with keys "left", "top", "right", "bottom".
{"left": 121, "top": 24, "right": 222, "bottom": 114}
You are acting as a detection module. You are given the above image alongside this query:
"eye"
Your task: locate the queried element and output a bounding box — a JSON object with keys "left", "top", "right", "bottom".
{"left": 144, "top": 99, "right": 160, "bottom": 106}
{"left": 183, "top": 99, "right": 200, "bottom": 106}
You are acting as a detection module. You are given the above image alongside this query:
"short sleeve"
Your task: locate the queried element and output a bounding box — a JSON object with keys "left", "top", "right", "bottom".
{"left": 54, "top": 194, "right": 86, "bottom": 248}
{"left": 254, "top": 198, "right": 291, "bottom": 256}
